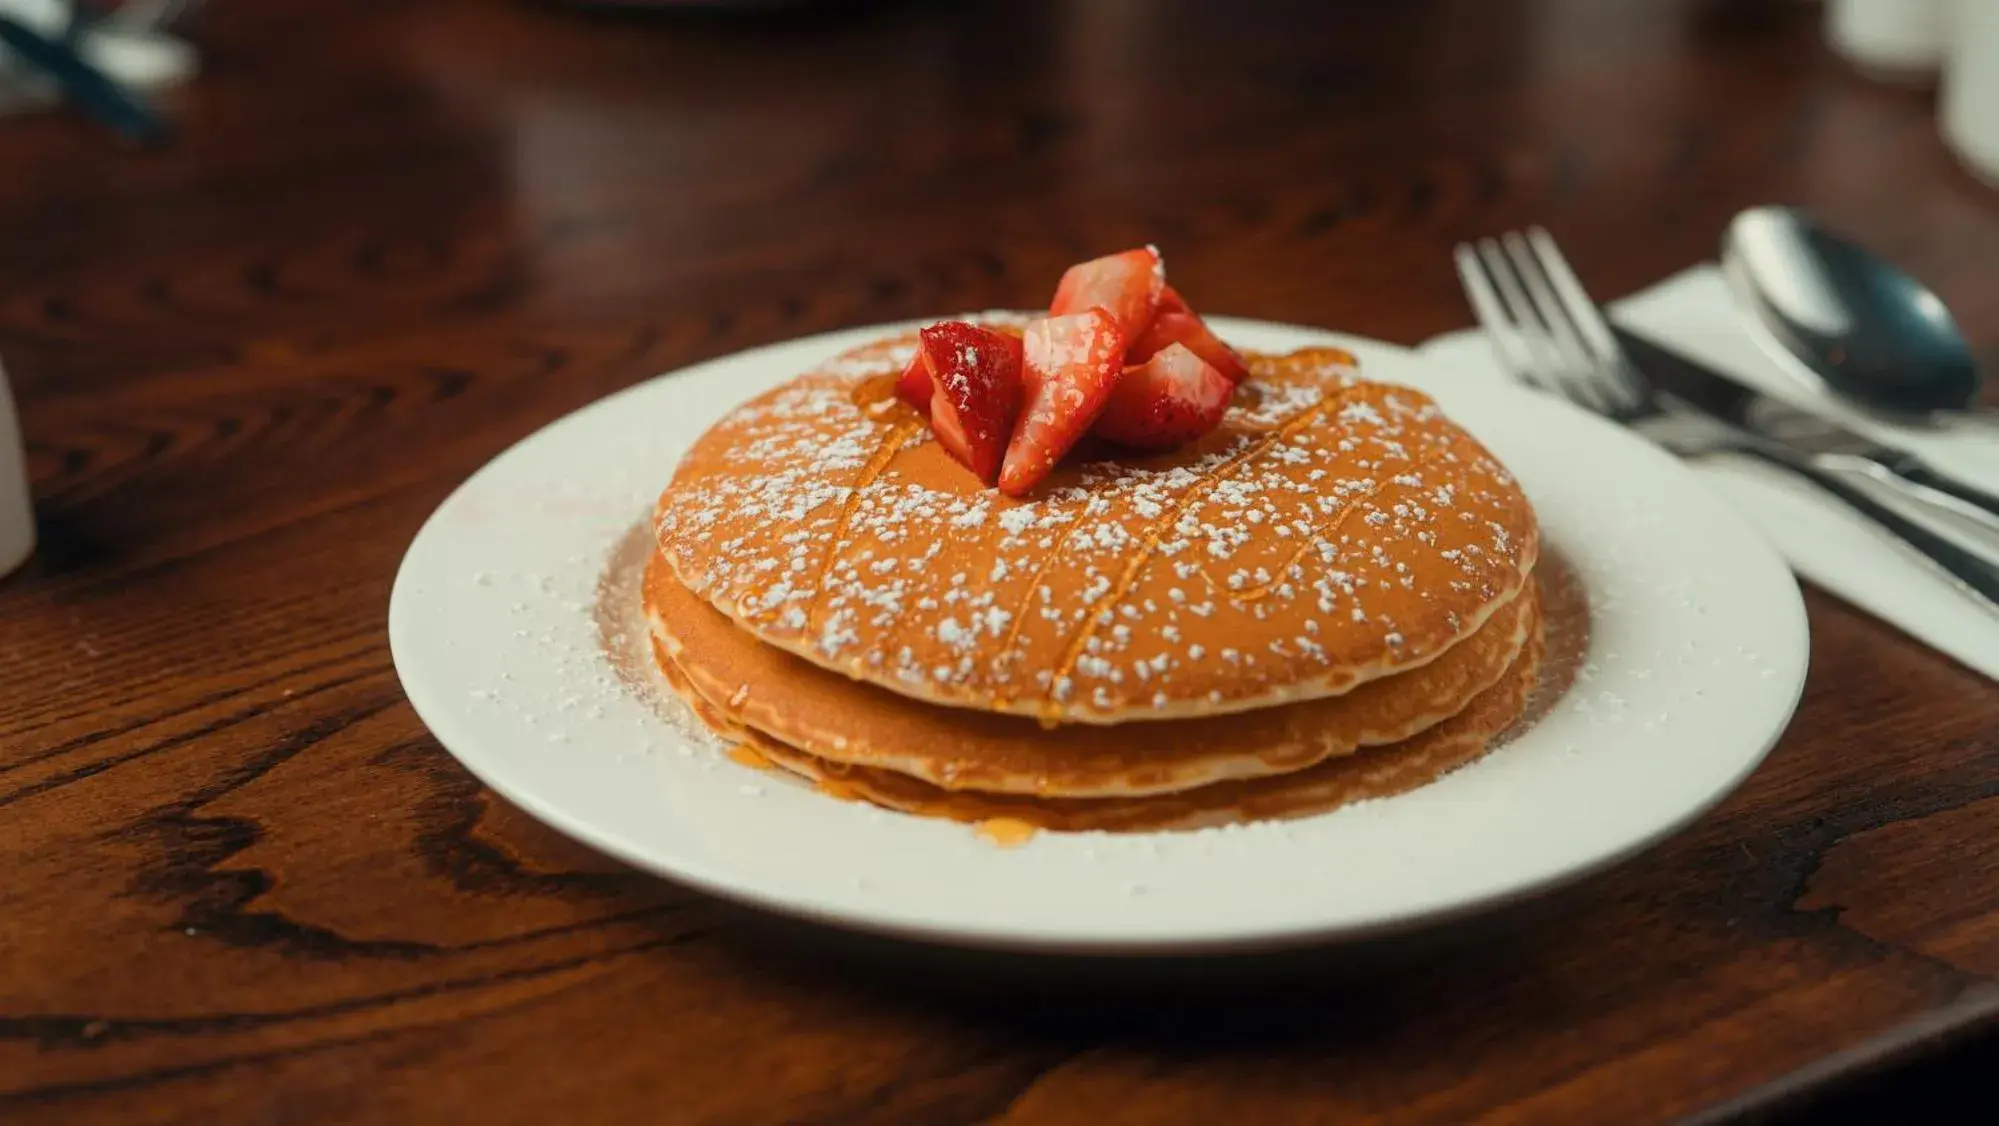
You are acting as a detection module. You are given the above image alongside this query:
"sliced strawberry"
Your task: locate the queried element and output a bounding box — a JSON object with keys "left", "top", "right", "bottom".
{"left": 919, "top": 321, "right": 1024, "bottom": 485}
{"left": 999, "top": 308, "right": 1125, "bottom": 497}
{"left": 1091, "top": 343, "right": 1234, "bottom": 451}
{"left": 1049, "top": 247, "right": 1165, "bottom": 340}
{"left": 1128, "top": 307, "right": 1249, "bottom": 384}
{"left": 894, "top": 349, "right": 935, "bottom": 411}
{"left": 1157, "top": 284, "right": 1192, "bottom": 316}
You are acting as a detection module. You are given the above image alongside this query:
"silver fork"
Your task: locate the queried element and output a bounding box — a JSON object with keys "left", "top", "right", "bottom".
{"left": 1456, "top": 227, "right": 1999, "bottom": 612}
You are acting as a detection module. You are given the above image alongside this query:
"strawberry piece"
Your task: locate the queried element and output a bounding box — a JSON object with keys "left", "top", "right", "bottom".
{"left": 1129, "top": 309, "right": 1249, "bottom": 384}
{"left": 919, "top": 321, "right": 1024, "bottom": 485}
{"left": 1129, "top": 283, "right": 1247, "bottom": 384}
{"left": 1049, "top": 247, "right": 1165, "bottom": 340}
{"left": 999, "top": 308, "right": 1126, "bottom": 497}
{"left": 894, "top": 350, "right": 934, "bottom": 411}
{"left": 1091, "top": 343, "right": 1234, "bottom": 451}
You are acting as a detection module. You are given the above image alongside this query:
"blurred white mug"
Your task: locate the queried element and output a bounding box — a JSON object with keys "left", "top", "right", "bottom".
{"left": 0, "top": 355, "right": 33, "bottom": 578}
{"left": 1943, "top": 2, "right": 1999, "bottom": 186}
{"left": 1828, "top": 0, "right": 1947, "bottom": 79}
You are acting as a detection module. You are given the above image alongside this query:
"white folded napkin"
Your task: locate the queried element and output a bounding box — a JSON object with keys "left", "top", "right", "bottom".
{"left": 1423, "top": 263, "right": 1999, "bottom": 682}
{"left": 0, "top": 0, "right": 195, "bottom": 118}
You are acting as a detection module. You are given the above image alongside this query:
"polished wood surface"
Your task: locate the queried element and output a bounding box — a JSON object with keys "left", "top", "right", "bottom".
{"left": 4, "top": 0, "right": 1999, "bottom": 1121}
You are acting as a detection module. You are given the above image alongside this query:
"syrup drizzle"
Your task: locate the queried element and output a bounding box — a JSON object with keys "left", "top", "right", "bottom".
{"left": 1203, "top": 429, "right": 1453, "bottom": 603}
{"left": 987, "top": 385, "right": 1349, "bottom": 687}
{"left": 1038, "top": 386, "right": 1363, "bottom": 715}
{"left": 987, "top": 505, "right": 1109, "bottom": 704}
{"left": 974, "top": 817, "right": 1039, "bottom": 847}
{"left": 1214, "top": 481, "right": 1378, "bottom": 603}
{"left": 728, "top": 744, "right": 774, "bottom": 771}
{"left": 799, "top": 417, "right": 922, "bottom": 630}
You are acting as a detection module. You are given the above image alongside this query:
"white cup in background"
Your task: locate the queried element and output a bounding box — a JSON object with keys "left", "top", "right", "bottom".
{"left": 0, "top": 356, "right": 34, "bottom": 579}
{"left": 1943, "top": 2, "right": 1999, "bottom": 187}
{"left": 1828, "top": 0, "right": 1948, "bottom": 80}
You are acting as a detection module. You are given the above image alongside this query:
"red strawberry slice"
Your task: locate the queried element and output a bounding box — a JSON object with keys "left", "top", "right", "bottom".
{"left": 999, "top": 308, "right": 1125, "bottom": 497}
{"left": 1129, "top": 283, "right": 1247, "bottom": 384}
{"left": 919, "top": 321, "right": 1024, "bottom": 485}
{"left": 894, "top": 349, "right": 935, "bottom": 411}
{"left": 1128, "top": 310, "right": 1249, "bottom": 384}
{"left": 1091, "top": 342, "right": 1234, "bottom": 450}
{"left": 1049, "top": 247, "right": 1165, "bottom": 340}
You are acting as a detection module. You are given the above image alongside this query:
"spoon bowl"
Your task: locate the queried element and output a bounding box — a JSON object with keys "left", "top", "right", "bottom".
{"left": 1722, "top": 206, "right": 1982, "bottom": 417}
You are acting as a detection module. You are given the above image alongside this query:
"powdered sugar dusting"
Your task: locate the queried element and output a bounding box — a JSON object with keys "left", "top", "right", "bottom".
{"left": 655, "top": 336, "right": 1537, "bottom": 720}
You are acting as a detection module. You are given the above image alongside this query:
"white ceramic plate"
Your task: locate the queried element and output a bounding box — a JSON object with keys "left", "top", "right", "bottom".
{"left": 389, "top": 318, "right": 1809, "bottom": 954}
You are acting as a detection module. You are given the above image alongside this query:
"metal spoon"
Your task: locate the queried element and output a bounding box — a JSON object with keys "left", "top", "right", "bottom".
{"left": 1722, "top": 206, "right": 1983, "bottom": 419}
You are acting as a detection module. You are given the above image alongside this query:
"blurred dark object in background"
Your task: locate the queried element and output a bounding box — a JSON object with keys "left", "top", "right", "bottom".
{"left": 551, "top": 0, "right": 848, "bottom": 10}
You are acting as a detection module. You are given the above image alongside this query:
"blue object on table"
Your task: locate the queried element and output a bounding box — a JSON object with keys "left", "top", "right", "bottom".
{"left": 0, "top": 11, "right": 168, "bottom": 145}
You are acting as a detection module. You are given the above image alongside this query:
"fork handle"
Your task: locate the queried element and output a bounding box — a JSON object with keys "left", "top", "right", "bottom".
{"left": 1838, "top": 426, "right": 1999, "bottom": 527}
{"left": 1886, "top": 461, "right": 1999, "bottom": 530}
{"left": 1810, "top": 455, "right": 1999, "bottom": 562}
{"left": 1743, "top": 446, "right": 1999, "bottom": 607}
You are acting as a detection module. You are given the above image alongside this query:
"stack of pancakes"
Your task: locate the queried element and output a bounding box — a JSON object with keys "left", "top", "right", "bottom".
{"left": 646, "top": 333, "right": 1543, "bottom": 834}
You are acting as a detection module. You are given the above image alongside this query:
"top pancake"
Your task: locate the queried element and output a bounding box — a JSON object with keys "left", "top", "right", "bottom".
{"left": 655, "top": 330, "right": 1539, "bottom": 723}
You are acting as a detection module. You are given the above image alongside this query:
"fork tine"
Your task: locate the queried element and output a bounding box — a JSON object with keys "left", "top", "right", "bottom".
{"left": 1500, "top": 231, "right": 1612, "bottom": 414}
{"left": 1475, "top": 238, "right": 1575, "bottom": 402}
{"left": 1525, "top": 227, "right": 1645, "bottom": 411}
{"left": 1453, "top": 243, "right": 1543, "bottom": 389}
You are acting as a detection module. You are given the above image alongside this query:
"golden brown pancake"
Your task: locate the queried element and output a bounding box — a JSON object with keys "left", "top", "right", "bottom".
{"left": 653, "top": 609, "right": 1545, "bottom": 833}
{"left": 645, "top": 548, "right": 1539, "bottom": 798}
{"left": 655, "top": 334, "right": 1539, "bottom": 724}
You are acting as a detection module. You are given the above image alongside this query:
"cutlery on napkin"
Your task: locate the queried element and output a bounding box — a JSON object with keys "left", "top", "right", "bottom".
{"left": 1424, "top": 263, "right": 1999, "bottom": 682}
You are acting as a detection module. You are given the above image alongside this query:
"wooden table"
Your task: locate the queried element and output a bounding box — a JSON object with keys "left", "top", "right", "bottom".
{"left": 4, "top": 0, "right": 1998, "bottom": 1121}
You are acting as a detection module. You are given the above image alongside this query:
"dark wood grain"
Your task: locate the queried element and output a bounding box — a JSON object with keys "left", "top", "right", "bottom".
{"left": 3, "top": 0, "right": 1999, "bottom": 1121}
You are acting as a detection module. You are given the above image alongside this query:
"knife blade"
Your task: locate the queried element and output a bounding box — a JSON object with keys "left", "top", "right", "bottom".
{"left": 1611, "top": 323, "right": 1999, "bottom": 522}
